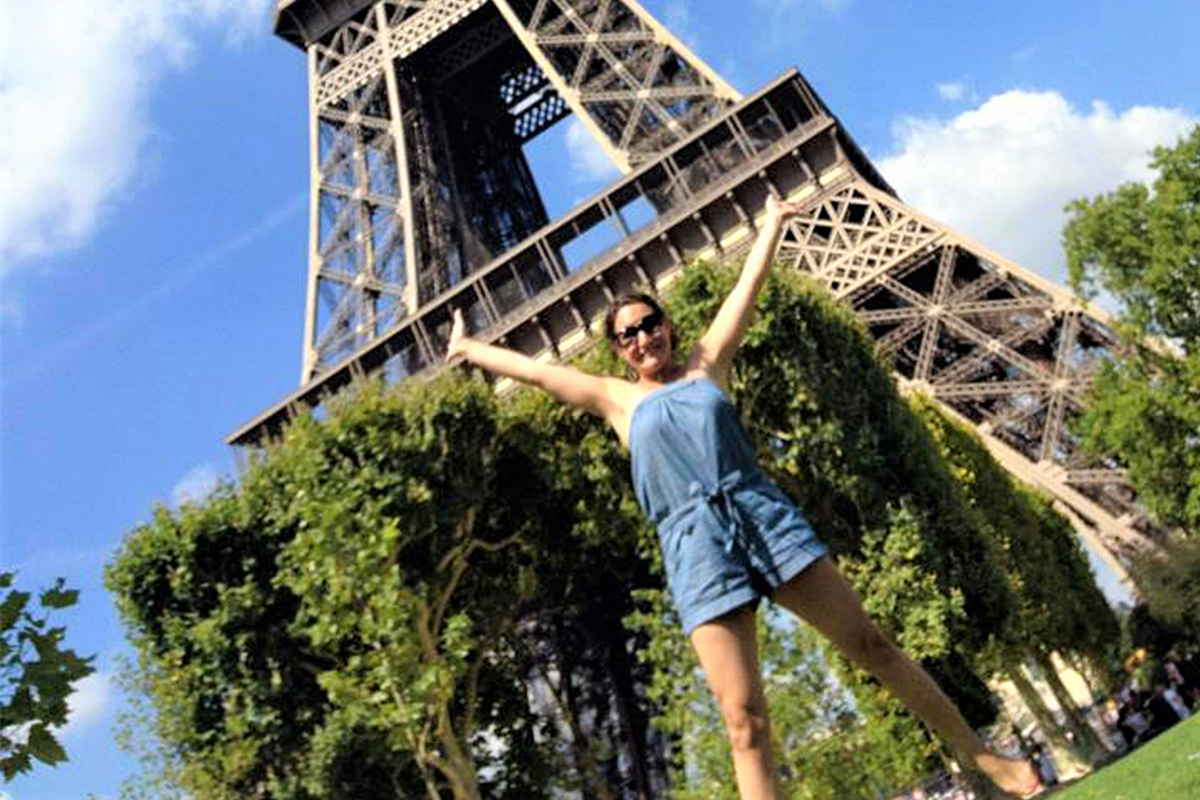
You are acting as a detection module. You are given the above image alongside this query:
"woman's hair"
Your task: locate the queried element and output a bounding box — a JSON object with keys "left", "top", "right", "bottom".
{"left": 603, "top": 292, "right": 678, "bottom": 349}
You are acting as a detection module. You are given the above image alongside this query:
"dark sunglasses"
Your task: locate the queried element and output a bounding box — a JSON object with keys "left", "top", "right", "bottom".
{"left": 614, "top": 309, "right": 664, "bottom": 347}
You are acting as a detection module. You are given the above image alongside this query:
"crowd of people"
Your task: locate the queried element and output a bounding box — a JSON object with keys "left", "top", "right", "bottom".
{"left": 1109, "top": 652, "right": 1198, "bottom": 750}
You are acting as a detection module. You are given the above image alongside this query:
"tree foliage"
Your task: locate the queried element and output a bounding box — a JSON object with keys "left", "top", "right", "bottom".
{"left": 909, "top": 396, "right": 1118, "bottom": 675}
{"left": 0, "top": 571, "right": 94, "bottom": 779}
{"left": 1064, "top": 124, "right": 1200, "bottom": 534}
{"left": 1127, "top": 536, "right": 1200, "bottom": 648}
{"left": 109, "top": 259, "right": 1123, "bottom": 799}
{"left": 107, "top": 377, "right": 663, "bottom": 800}
{"left": 910, "top": 398, "right": 1120, "bottom": 765}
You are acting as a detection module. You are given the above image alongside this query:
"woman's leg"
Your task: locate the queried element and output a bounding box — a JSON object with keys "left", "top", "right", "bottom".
{"left": 690, "top": 604, "right": 784, "bottom": 800}
{"left": 772, "top": 557, "right": 1040, "bottom": 797}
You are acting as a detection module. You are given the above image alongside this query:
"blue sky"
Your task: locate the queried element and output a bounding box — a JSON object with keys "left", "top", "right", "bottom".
{"left": 2, "top": 1, "right": 1198, "bottom": 798}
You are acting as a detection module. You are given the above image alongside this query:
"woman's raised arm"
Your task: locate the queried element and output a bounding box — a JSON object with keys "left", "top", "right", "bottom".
{"left": 447, "top": 309, "right": 620, "bottom": 417}
{"left": 690, "top": 194, "right": 802, "bottom": 383}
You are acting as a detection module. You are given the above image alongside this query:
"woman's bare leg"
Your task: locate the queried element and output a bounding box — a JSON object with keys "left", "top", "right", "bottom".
{"left": 773, "top": 557, "right": 1040, "bottom": 797}
{"left": 690, "top": 604, "right": 784, "bottom": 800}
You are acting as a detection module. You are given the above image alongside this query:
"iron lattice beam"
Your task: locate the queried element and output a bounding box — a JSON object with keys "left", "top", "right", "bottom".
{"left": 235, "top": 71, "right": 845, "bottom": 445}
{"left": 297, "top": 0, "right": 746, "bottom": 381}
{"left": 775, "top": 182, "right": 1156, "bottom": 577}
{"left": 245, "top": 1, "right": 1164, "bottom": 591}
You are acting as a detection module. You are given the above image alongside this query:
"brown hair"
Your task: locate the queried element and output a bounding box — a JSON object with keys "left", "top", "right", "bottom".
{"left": 603, "top": 293, "right": 678, "bottom": 349}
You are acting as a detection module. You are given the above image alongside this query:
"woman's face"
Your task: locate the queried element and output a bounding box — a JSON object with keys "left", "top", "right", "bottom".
{"left": 611, "top": 302, "right": 673, "bottom": 379}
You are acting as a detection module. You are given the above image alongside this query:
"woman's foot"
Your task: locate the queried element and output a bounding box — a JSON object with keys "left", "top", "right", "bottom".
{"left": 974, "top": 750, "right": 1043, "bottom": 798}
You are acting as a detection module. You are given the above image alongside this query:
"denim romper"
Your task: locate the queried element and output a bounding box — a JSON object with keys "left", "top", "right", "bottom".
{"left": 630, "top": 378, "right": 827, "bottom": 634}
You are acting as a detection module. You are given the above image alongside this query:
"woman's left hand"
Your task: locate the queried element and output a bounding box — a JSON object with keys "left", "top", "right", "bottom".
{"left": 766, "top": 193, "right": 803, "bottom": 222}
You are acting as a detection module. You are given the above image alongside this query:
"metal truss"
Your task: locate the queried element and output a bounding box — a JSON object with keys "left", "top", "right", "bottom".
{"left": 233, "top": 71, "right": 846, "bottom": 446}
{"left": 775, "top": 183, "right": 1156, "bottom": 577}
{"left": 491, "top": 0, "right": 742, "bottom": 168}
{"left": 254, "top": 3, "right": 1162, "bottom": 588}
{"left": 289, "top": 0, "right": 740, "bottom": 381}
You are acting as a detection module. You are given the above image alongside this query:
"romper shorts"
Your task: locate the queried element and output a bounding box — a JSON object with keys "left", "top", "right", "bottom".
{"left": 656, "top": 470, "right": 828, "bottom": 635}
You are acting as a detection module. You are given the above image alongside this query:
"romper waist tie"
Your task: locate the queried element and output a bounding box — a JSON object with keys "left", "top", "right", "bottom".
{"left": 662, "top": 470, "right": 751, "bottom": 555}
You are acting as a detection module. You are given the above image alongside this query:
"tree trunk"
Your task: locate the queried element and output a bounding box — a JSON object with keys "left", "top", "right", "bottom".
{"left": 438, "top": 720, "right": 483, "bottom": 800}
{"left": 1005, "top": 661, "right": 1089, "bottom": 777}
{"left": 1065, "top": 652, "right": 1100, "bottom": 700}
{"left": 549, "top": 625, "right": 619, "bottom": 800}
{"left": 1033, "top": 652, "right": 1109, "bottom": 761}
{"left": 602, "top": 611, "right": 654, "bottom": 800}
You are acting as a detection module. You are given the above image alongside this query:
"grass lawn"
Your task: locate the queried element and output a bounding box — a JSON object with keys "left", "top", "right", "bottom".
{"left": 1049, "top": 714, "right": 1200, "bottom": 800}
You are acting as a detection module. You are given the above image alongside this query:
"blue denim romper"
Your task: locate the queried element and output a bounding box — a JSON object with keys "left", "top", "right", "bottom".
{"left": 630, "top": 378, "right": 827, "bottom": 634}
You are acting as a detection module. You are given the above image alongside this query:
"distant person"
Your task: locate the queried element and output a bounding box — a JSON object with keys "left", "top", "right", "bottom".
{"left": 1116, "top": 703, "right": 1138, "bottom": 750}
{"left": 1117, "top": 688, "right": 1153, "bottom": 748}
{"left": 1165, "top": 656, "right": 1185, "bottom": 689}
{"left": 1163, "top": 684, "right": 1190, "bottom": 720}
{"left": 1175, "top": 652, "right": 1200, "bottom": 710}
{"left": 1029, "top": 741, "right": 1058, "bottom": 787}
{"left": 1144, "top": 684, "right": 1182, "bottom": 739}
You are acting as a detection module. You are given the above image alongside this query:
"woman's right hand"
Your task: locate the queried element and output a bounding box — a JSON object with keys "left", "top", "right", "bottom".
{"left": 447, "top": 308, "right": 470, "bottom": 361}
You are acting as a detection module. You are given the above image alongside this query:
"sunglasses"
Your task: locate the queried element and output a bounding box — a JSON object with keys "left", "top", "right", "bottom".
{"left": 614, "top": 309, "right": 665, "bottom": 347}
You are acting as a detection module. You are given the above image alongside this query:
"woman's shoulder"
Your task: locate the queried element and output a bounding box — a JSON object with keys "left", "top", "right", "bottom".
{"left": 679, "top": 366, "right": 728, "bottom": 395}
{"left": 681, "top": 349, "right": 730, "bottom": 391}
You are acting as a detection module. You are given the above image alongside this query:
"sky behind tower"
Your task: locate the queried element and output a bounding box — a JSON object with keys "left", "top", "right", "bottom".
{"left": 2, "top": 2, "right": 1199, "bottom": 798}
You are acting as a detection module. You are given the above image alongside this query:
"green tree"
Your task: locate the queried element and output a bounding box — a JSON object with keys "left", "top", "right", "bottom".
{"left": 1121, "top": 535, "right": 1200, "bottom": 661}
{"left": 502, "top": 385, "right": 669, "bottom": 800}
{"left": 110, "top": 258, "right": 1055, "bottom": 800}
{"left": 911, "top": 397, "right": 1118, "bottom": 767}
{"left": 108, "top": 379, "right": 550, "bottom": 800}
{"left": 107, "top": 376, "right": 664, "bottom": 800}
{"left": 274, "top": 378, "right": 557, "bottom": 800}
{"left": 1063, "top": 124, "right": 1200, "bottom": 535}
{"left": 1129, "top": 536, "right": 1200, "bottom": 639}
{"left": 0, "top": 572, "right": 94, "bottom": 779}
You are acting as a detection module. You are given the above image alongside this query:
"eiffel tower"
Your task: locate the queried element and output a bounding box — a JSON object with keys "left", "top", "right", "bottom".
{"left": 230, "top": 0, "right": 1159, "bottom": 588}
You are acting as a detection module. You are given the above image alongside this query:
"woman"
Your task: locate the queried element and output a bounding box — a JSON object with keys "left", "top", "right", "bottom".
{"left": 447, "top": 195, "right": 1041, "bottom": 800}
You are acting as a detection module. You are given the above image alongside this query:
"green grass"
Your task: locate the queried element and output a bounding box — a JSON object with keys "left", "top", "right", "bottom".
{"left": 1050, "top": 714, "right": 1200, "bottom": 800}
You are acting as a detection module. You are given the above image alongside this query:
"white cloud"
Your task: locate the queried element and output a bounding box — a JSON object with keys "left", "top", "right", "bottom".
{"left": 172, "top": 463, "right": 220, "bottom": 507}
{"left": 0, "top": 0, "right": 273, "bottom": 277}
{"left": 751, "top": 0, "right": 850, "bottom": 12}
{"left": 877, "top": 90, "right": 1198, "bottom": 285}
{"left": 740, "top": 0, "right": 848, "bottom": 54}
{"left": 660, "top": 1, "right": 701, "bottom": 50}
{"left": 0, "top": 292, "right": 24, "bottom": 328}
{"left": 1, "top": 192, "right": 305, "bottom": 388}
{"left": 937, "top": 81, "right": 967, "bottom": 102}
{"left": 564, "top": 117, "right": 622, "bottom": 183}
{"left": 57, "top": 671, "right": 114, "bottom": 739}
